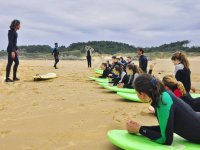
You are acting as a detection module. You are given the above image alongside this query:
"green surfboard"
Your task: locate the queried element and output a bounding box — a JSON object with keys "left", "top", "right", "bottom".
{"left": 95, "top": 78, "right": 110, "bottom": 83}
{"left": 117, "top": 92, "right": 143, "bottom": 102}
{"left": 104, "top": 85, "right": 136, "bottom": 93}
{"left": 107, "top": 130, "right": 200, "bottom": 150}
{"left": 88, "top": 76, "right": 109, "bottom": 82}
{"left": 95, "top": 69, "right": 103, "bottom": 75}
{"left": 98, "top": 82, "right": 109, "bottom": 86}
{"left": 190, "top": 93, "right": 200, "bottom": 98}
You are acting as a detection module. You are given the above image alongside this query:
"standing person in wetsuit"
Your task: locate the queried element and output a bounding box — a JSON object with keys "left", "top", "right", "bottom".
{"left": 86, "top": 47, "right": 92, "bottom": 68}
{"left": 171, "top": 51, "right": 194, "bottom": 93}
{"left": 5, "top": 19, "right": 21, "bottom": 82}
{"left": 52, "top": 43, "right": 59, "bottom": 69}
{"left": 126, "top": 74, "right": 200, "bottom": 145}
{"left": 137, "top": 48, "right": 148, "bottom": 73}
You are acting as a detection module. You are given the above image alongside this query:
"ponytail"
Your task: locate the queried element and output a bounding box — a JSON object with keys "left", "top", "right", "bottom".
{"left": 162, "top": 75, "right": 186, "bottom": 96}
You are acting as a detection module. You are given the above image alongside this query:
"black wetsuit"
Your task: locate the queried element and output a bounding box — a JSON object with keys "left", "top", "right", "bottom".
{"left": 52, "top": 47, "right": 59, "bottom": 68}
{"left": 139, "top": 55, "right": 148, "bottom": 73}
{"left": 110, "top": 62, "right": 124, "bottom": 72}
{"left": 6, "top": 29, "right": 19, "bottom": 80}
{"left": 123, "top": 73, "right": 139, "bottom": 89}
{"left": 175, "top": 67, "right": 191, "bottom": 93}
{"left": 139, "top": 91, "right": 200, "bottom": 145}
{"left": 99, "top": 68, "right": 111, "bottom": 78}
{"left": 123, "top": 75, "right": 134, "bottom": 89}
{"left": 181, "top": 94, "right": 200, "bottom": 112}
{"left": 112, "top": 72, "right": 129, "bottom": 86}
{"left": 86, "top": 50, "right": 92, "bottom": 68}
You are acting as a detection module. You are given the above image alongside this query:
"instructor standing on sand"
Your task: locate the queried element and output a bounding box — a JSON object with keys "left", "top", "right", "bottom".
{"left": 137, "top": 48, "right": 148, "bottom": 73}
{"left": 85, "top": 46, "right": 93, "bottom": 68}
{"left": 52, "top": 43, "right": 59, "bottom": 69}
{"left": 5, "top": 19, "right": 21, "bottom": 82}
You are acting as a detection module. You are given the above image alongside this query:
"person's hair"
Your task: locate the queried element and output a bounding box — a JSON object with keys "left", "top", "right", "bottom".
{"left": 101, "top": 63, "right": 107, "bottom": 68}
{"left": 120, "top": 57, "right": 124, "bottom": 60}
{"left": 137, "top": 48, "right": 144, "bottom": 54}
{"left": 171, "top": 51, "right": 189, "bottom": 69}
{"left": 162, "top": 75, "right": 186, "bottom": 96}
{"left": 114, "top": 65, "right": 122, "bottom": 75}
{"left": 10, "top": 19, "right": 20, "bottom": 30}
{"left": 107, "top": 60, "right": 110, "bottom": 63}
{"left": 55, "top": 43, "right": 58, "bottom": 45}
{"left": 112, "top": 56, "right": 117, "bottom": 59}
{"left": 127, "top": 56, "right": 131, "bottom": 59}
{"left": 126, "top": 64, "right": 139, "bottom": 74}
{"left": 134, "top": 74, "right": 165, "bottom": 107}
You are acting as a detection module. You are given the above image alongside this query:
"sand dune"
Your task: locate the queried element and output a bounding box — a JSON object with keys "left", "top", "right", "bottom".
{"left": 0, "top": 58, "right": 200, "bottom": 150}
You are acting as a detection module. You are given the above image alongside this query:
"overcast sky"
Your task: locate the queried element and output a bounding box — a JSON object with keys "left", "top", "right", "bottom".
{"left": 0, "top": 0, "right": 200, "bottom": 50}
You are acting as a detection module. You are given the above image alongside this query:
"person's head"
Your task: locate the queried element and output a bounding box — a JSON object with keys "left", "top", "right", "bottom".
{"left": 127, "top": 56, "right": 132, "bottom": 62}
{"left": 120, "top": 57, "right": 124, "bottom": 62}
{"left": 107, "top": 60, "right": 110, "bottom": 64}
{"left": 100, "top": 63, "right": 107, "bottom": 70}
{"left": 112, "top": 56, "right": 118, "bottom": 63}
{"left": 171, "top": 51, "right": 189, "bottom": 69}
{"left": 162, "top": 75, "right": 186, "bottom": 96}
{"left": 113, "top": 65, "right": 122, "bottom": 75}
{"left": 137, "top": 48, "right": 144, "bottom": 56}
{"left": 134, "top": 74, "right": 165, "bottom": 106}
{"left": 10, "top": 19, "right": 21, "bottom": 31}
{"left": 55, "top": 43, "right": 58, "bottom": 47}
{"left": 126, "top": 64, "right": 139, "bottom": 75}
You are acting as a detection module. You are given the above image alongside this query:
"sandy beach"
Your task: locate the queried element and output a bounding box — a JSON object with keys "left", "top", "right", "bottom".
{"left": 0, "top": 57, "right": 200, "bottom": 150}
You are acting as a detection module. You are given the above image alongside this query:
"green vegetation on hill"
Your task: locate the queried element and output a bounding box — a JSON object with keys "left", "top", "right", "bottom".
{"left": 0, "top": 40, "right": 200, "bottom": 59}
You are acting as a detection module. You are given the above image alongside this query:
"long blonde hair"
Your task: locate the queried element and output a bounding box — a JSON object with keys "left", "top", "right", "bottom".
{"left": 162, "top": 75, "right": 186, "bottom": 96}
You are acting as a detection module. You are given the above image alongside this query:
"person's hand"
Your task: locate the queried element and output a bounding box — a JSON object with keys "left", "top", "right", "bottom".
{"left": 117, "top": 83, "right": 124, "bottom": 88}
{"left": 108, "top": 74, "right": 113, "bottom": 77}
{"left": 11, "top": 51, "right": 15, "bottom": 59}
{"left": 191, "top": 86, "right": 196, "bottom": 93}
{"left": 150, "top": 63, "right": 156, "bottom": 70}
{"left": 16, "top": 50, "right": 20, "bottom": 56}
{"left": 127, "top": 120, "right": 141, "bottom": 134}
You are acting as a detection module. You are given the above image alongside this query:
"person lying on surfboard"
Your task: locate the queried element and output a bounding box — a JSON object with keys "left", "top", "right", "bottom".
{"left": 98, "top": 63, "right": 111, "bottom": 78}
{"left": 148, "top": 74, "right": 200, "bottom": 114}
{"left": 117, "top": 63, "right": 156, "bottom": 89}
{"left": 127, "top": 74, "right": 200, "bottom": 145}
{"left": 162, "top": 75, "right": 200, "bottom": 112}
{"left": 111, "top": 65, "right": 128, "bottom": 86}
{"left": 117, "top": 64, "right": 139, "bottom": 89}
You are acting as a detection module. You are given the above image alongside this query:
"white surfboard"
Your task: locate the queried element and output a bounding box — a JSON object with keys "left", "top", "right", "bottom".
{"left": 33, "top": 73, "right": 57, "bottom": 81}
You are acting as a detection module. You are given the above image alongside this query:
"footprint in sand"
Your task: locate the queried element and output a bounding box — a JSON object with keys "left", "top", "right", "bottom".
{"left": 0, "top": 130, "right": 11, "bottom": 138}
{"left": 0, "top": 104, "right": 7, "bottom": 111}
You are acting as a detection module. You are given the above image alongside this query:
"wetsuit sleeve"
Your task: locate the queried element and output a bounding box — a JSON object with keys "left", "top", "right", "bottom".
{"left": 123, "top": 84, "right": 133, "bottom": 89}
{"left": 99, "top": 70, "right": 107, "bottom": 78}
{"left": 8, "top": 31, "right": 16, "bottom": 52}
{"left": 140, "top": 93, "right": 174, "bottom": 145}
{"left": 140, "top": 56, "right": 148, "bottom": 72}
{"left": 52, "top": 48, "right": 55, "bottom": 55}
{"left": 139, "top": 108, "right": 174, "bottom": 145}
{"left": 175, "top": 70, "right": 181, "bottom": 81}
{"left": 120, "top": 74, "right": 129, "bottom": 84}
